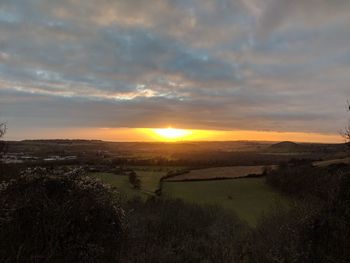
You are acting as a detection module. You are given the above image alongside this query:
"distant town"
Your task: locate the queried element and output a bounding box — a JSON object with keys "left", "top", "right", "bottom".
{"left": 1, "top": 152, "right": 77, "bottom": 164}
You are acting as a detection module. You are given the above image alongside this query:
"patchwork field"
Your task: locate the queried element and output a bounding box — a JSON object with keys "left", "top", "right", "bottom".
{"left": 90, "top": 169, "right": 289, "bottom": 225}
{"left": 89, "top": 167, "right": 184, "bottom": 196}
{"left": 162, "top": 177, "right": 288, "bottom": 226}
{"left": 164, "top": 165, "right": 276, "bottom": 181}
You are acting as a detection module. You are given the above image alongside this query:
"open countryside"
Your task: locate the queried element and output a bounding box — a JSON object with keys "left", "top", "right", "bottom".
{"left": 1, "top": 1, "right": 350, "bottom": 261}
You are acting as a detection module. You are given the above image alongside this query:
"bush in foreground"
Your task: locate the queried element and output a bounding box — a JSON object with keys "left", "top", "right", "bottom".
{"left": 0, "top": 168, "right": 125, "bottom": 263}
{"left": 250, "top": 171, "right": 350, "bottom": 263}
{"left": 121, "top": 197, "right": 249, "bottom": 263}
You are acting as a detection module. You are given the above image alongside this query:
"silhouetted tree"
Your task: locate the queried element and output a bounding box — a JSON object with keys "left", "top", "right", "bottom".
{"left": 0, "top": 122, "right": 6, "bottom": 179}
{"left": 345, "top": 101, "right": 350, "bottom": 148}
{"left": 128, "top": 170, "right": 141, "bottom": 189}
{"left": 0, "top": 122, "right": 5, "bottom": 155}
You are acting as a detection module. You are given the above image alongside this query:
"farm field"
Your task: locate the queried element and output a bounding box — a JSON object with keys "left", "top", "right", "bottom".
{"left": 88, "top": 172, "right": 146, "bottom": 200}
{"left": 89, "top": 166, "right": 186, "bottom": 197}
{"left": 130, "top": 166, "right": 183, "bottom": 193}
{"left": 162, "top": 177, "right": 288, "bottom": 226}
{"left": 164, "top": 165, "right": 276, "bottom": 181}
{"left": 313, "top": 157, "right": 350, "bottom": 167}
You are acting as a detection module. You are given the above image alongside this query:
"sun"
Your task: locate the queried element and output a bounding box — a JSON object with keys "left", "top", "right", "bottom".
{"left": 153, "top": 127, "right": 192, "bottom": 141}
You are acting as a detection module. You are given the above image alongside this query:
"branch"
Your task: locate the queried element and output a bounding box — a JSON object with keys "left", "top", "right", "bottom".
{"left": 0, "top": 122, "right": 6, "bottom": 138}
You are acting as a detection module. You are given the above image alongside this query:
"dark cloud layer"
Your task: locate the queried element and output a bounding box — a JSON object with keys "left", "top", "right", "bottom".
{"left": 0, "top": 0, "right": 350, "bottom": 137}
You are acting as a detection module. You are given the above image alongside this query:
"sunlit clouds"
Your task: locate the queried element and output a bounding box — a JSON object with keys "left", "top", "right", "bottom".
{"left": 0, "top": 0, "right": 350, "bottom": 141}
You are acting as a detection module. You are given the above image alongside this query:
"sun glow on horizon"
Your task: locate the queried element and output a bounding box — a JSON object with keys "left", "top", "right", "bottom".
{"left": 6, "top": 127, "right": 343, "bottom": 144}
{"left": 153, "top": 127, "right": 192, "bottom": 141}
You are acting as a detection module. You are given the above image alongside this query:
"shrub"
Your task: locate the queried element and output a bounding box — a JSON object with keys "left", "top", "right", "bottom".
{"left": 265, "top": 164, "right": 349, "bottom": 200}
{"left": 128, "top": 170, "right": 141, "bottom": 189}
{"left": 248, "top": 173, "right": 350, "bottom": 263}
{"left": 121, "top": 197, "right": 249, "bottom": 263}
{"left": 0, "top": 167, "right": 125, "bottom": 263}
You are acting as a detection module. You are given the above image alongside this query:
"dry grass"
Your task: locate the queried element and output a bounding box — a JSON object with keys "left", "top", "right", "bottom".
{"left": 313, "top": 157, "right": 350, "bottom": 167}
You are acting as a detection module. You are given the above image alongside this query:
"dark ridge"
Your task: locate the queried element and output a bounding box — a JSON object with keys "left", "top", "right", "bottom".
{"left": 268, "top": 141, "right": 301, "bottom": 151}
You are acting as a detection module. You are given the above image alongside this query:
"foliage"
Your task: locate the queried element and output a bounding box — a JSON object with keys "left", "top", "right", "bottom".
{"left": 128, "top": 170, "right": 141, "bottom": 189}
{"left": 248, "top": 173, "right": 350, "bottom": 263}
{"left": 0, "top": 167, "right": 125, "bottom": 263}
{"left": 121, "top": 197, "right": 249, "bottom": 263}
{"left": 1, "top": 163, "right": 349, "bottom": 263}
{"left": 265, "top": 163, "right": 350, "bottom": 199}
{"left": 255, "top": 161, "right": 350, "bottom": 263}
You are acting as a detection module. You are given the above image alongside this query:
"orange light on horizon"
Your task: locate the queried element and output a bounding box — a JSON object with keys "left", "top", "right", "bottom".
{"left": 153, "top": 127, "right": 192, "bottom": 141}
{"left": 137, "top": 127, "right": 216, "bottom": 142}
{"left": 136, "top": 127, "right": 343, "bottom": 144}
{"left": 6, "top": 127, "right": 344, "bottom": 144}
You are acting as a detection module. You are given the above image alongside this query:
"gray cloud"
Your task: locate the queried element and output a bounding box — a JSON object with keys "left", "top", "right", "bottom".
{"left": 0, "top": 0, "right": 349, "bottom": 139}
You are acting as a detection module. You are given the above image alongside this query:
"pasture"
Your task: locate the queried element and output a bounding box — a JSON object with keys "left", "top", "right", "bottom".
{"left": 130, "top": 166, "right": 186, "bottom": 192}
{"left": 88, "top": 172, "right": 146, "bottom": 200}
{"left": 89, "top": 167, "right": 184, "bottom": 197}
{"left": 162, "top": 177, "right": 288, "bottom": 226}
{"left": 89, "top": 169, "right": 289, "bottom": 225}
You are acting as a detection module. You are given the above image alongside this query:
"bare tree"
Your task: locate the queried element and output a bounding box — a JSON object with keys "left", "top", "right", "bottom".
{"left": 345, "top": 123, "right": 350, "bottom": 146}
{"left": 344, "top": 101, "right": 350, "bottom": 148}
{"left": 0, "top": 122, "right": 5, "bottom": 154}
{"left": 0, "top": 122, "right": 6, "bottom": 179}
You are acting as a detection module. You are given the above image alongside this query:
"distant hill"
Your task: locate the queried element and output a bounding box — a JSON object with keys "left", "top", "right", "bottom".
{"left": 268, "top": 141, "right": 348, "bottom": 154}
{"left": 268, "top": 141, "right": 304, "bottom": 152}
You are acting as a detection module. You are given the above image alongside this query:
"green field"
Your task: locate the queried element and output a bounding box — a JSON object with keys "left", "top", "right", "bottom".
{"left": 88, "top": 172, "right": 146, "bottom": 200}
{"left": 89, "top": 167, "right": 183, "bottom": 197}
{"left": 130, "top": 166, "right": 186, "bottom": 193}
{"left": 90, "top": 171, "right": 288, "bottom": 226}
{"left": 162, "top": 177, "right": 288, "bottom": 226}
{"left": 132, "top": 169, "right": 165, "bottom": 193}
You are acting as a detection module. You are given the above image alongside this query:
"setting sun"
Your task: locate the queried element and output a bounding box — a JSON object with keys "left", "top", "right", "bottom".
{"left": 153, "top": 128, "right": 192, "bottom": 141}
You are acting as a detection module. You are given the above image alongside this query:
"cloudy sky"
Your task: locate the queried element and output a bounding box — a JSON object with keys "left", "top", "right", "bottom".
{"left": 0, "top": 0, "right": 349, "bottom": 142}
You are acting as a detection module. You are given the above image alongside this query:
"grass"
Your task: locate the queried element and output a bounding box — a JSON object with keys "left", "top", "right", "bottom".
{"left": 133, "top": 170, "right": 165, "bottom": 193}
{"left": 89, "top": 171, "right": 288, "bottom": 225}
{"left": 162, "top": 177, "right": 288, "bottom": 226}
{"left": 129, "top": 166, "right": 186, "bottom": 193}
{"left": 88, "top": 172, "right": 146, "bottom": 200}
{"left": 89, "top": 167, "right": 185, "bottom": 199}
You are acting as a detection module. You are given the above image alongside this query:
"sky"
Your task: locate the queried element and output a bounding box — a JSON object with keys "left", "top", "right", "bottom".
{"left": 0, "top": 0, "right": 349, "bottom": 142}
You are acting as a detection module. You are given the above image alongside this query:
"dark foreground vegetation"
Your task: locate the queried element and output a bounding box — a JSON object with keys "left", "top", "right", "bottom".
{"left": 0, "top": 163, "right": 349, "bottom": 263}
{"left": 254, "top": 163, "right": 350, "bottom": 263}
{"left": 0, "top": 168, "right": 124, "bottom": 262}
